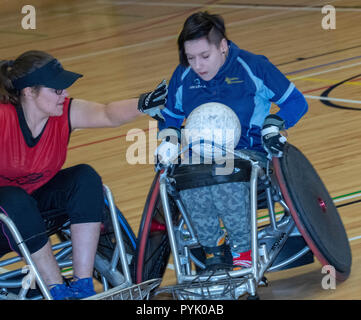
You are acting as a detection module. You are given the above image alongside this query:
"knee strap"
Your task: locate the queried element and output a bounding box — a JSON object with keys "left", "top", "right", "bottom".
{"left": 203, "top": 243, "right": 227, "bottom": 255}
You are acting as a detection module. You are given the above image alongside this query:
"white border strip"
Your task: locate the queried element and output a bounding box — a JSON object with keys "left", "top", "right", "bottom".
{"left": 290, "top": 61, "right": 361, "bottom": 81}
{"left": 304, "top": 95, "right": 361, "bottom": 105}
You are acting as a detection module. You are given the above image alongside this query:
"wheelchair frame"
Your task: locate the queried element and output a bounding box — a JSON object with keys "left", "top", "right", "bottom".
{"left": 0, "top": 144, "right": 349, "bottom": 300}
{"left": 0, "top": 185, "right": 138, "bottom": 300}
{"left": 154, "top": 148, "right": 314, "bottom": 300}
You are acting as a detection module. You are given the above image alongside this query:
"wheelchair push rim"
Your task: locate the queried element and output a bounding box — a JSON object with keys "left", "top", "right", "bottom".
{"left": 273, "top": 144, "right": 352, "bottom": 281}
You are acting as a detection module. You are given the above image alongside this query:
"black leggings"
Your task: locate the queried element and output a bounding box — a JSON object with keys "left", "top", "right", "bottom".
{"left": 0, "top": 164, "right": 104, "bottom": 255}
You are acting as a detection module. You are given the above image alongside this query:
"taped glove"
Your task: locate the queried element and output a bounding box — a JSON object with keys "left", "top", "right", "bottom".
{"left": 138, "top": 80, "right": 167, "bottom": 122}
{"left": 261, "top": 114, "right": 287, "bottom": 157}
{"left": 155, "top": 140, "right": 180, "bottom": 164}
{"left": 154, "top": 127, "right": 181, "bottom": 164}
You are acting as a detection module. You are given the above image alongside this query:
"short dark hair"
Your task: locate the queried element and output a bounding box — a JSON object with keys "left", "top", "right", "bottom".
{"left": 177, "top": 11, "right": 228, "bottom": 66}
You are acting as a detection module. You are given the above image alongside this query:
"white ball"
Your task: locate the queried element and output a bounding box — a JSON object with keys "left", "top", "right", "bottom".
{"left": 184, "top": 102, "right": 241, "bottom": 160}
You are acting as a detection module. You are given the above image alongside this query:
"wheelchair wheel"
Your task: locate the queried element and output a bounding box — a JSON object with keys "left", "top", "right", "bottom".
{"left": 273, "top": 144, "right": 352, "bottom": 280}
{"left": 135, "top": 171, "right": 179, "bottom": 284}
{"left": 96, "top": 200, "right": 137, "bottom": 282}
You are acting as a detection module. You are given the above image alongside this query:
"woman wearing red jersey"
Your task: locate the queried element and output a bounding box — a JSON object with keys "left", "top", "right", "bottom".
{"left": 0, "top": 50, "right": 167, "bottom": 299}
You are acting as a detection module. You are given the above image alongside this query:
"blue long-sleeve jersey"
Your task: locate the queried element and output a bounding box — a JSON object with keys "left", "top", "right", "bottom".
{"left": 160, "top": 41, "right": 308, "bottom": 151}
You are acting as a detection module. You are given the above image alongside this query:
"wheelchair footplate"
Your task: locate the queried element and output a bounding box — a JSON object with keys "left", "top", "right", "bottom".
{"left": 154, "top": 274, "right": 265, "bottom": 300}
{"left": 84, "top": 278, "right": 162, "bottom": 300}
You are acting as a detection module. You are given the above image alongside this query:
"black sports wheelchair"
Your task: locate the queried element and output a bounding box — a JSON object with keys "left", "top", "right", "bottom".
{"left": 0, "top": 142, "right": 352, "bottom": 300}
{"left": 136, "top": 141, "right": 352, "bottom": 300}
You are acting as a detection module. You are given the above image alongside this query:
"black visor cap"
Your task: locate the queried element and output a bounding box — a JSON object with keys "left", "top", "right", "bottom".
{"left": 12, "top": 59, "right": 83, "bottom": 90}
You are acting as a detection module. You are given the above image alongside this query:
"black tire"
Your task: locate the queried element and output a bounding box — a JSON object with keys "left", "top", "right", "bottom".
{"left": 273, "top": 144, "right": 352, "bottom": 280}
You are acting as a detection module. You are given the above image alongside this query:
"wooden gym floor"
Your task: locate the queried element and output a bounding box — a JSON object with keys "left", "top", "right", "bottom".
{"left": 1, "top": 0, "right": 361, "bottom": 299}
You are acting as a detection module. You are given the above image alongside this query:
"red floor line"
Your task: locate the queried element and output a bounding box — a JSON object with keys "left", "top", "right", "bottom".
{"left": 302, "top": 85, "right": 332, "bottom": 94}
{"left": 68, "top": 127, "right": 152, "bottom": 150}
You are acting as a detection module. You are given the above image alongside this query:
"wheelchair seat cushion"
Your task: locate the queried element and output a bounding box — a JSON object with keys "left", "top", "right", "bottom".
{"left": 170, "top": 158, "right": 252, "bottom": 190}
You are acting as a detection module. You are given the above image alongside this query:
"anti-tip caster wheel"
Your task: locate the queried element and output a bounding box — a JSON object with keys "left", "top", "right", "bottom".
{"left": 259, "top": 276, "right": 268, "bottom": 287}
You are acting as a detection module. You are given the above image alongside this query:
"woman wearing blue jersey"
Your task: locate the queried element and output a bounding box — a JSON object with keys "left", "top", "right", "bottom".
{"left": 155, "top": 12, "right": 308, "bottom": 270}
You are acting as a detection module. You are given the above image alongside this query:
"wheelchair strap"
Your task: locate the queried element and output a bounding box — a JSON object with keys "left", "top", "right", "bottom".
{"left": 170, "top": 159, "right": 251, "bottom": 190}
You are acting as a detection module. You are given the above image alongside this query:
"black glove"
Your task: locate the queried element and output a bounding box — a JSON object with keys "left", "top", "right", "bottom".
{"left": 138, "top": 80, "right": 167, "bottom": 122}
{"left": 261, "top": 114, "right": 287, "bottom": 157}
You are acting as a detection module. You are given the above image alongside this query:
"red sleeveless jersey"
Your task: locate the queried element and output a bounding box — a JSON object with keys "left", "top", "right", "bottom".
{"left": 0, "top": 98, "right": 71, "bottom": 194}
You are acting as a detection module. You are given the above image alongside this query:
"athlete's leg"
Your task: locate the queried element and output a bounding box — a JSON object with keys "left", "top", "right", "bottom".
{"left": 33, "top": 164, "right": 103, "bottom": 297}
{"left": 211, "top": 182, "right": 252, "bottom": 267}
{"left": 0, "top": 186, "right": 64, "bottom": 288}
{"left": 179, "top": 186, "right": 223, "bottom": 247}
{"left": 179, "top": 186, "right": 229, "bottom": 269}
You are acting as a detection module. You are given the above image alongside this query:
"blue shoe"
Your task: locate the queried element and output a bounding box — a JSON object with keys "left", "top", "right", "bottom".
{"left": 68, "top": 277, "right": 96, "bottom": 299}
{"left": 49, "top": 283, "right": 72, "bottom": 300}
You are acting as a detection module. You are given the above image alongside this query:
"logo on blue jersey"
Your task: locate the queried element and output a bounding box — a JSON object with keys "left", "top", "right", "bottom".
{"left": 225, "top": 77, "right": 244, "bottom": 85}
{"left": 189, "top": 78, "right": 207, "bottom": 89}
